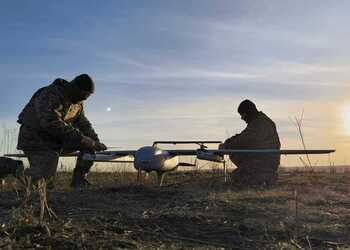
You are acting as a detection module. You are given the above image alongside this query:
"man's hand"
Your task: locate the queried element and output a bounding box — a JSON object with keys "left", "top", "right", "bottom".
{"left": 94, "top": 141, "right": 107, "bottom": 152}
{"left": 80, "top": 135, "right": 96, "bottom": 151}
{"left": 81, "top": 136, "right": 107, "bottom": 152}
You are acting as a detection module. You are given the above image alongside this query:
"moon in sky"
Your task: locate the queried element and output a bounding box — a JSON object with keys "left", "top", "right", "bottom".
{"left": 106, "top": 107, "right": 112, "bottom": 112}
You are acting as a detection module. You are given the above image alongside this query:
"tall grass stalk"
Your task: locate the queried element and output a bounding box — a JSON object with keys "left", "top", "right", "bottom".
{"left": 37, "top": 179, "right": 57, "bottom": 225}
{"left": 292, "top": 111, "right": 314, "bottom": 172}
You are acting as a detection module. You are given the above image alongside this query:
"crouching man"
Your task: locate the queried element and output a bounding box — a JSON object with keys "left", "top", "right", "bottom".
{"left": 219, "top": 100, "right": 281, "bottom": 186}
{"left": 17, "top": 74, "right": 107, "bottom": 188}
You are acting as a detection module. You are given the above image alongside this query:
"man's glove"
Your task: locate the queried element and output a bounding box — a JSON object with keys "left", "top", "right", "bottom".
{"left": 80, "top": 136, "right": 107, "bottom": 152}
{"left": 94, "top": 141, "right": 107, "bottom": 152}
{"left": 80, "top": 136, "right": 96, "bottom": 151}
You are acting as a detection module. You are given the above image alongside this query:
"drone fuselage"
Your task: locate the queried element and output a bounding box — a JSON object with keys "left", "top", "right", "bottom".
{"left": 134, "top": 146, "right": 179, "bottom": 172}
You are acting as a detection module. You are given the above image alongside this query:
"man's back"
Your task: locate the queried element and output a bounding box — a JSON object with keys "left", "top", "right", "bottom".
{"left": 17, "top": 78, "right": 87, "bottom": 151}
{"left": 241, "top": 111, "right": 280, "bottom": 149}
{"left": 223, "top": 111, "right": 280, "bottom": 151}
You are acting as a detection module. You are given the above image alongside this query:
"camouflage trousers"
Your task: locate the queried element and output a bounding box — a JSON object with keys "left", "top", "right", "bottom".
{"left": 23, "top": 150, "right": 94, "bottom": 183}
{"left": 230, "top": 156, "right": 279, "bottom": 186}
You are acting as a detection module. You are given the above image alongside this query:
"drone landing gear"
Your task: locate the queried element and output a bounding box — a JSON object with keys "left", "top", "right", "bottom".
{"left": 136, "top": 168, "right": 142, "bottom": 184}
{"left": 136, "top": 169, "right": 165, "bottom": 186}
{"left": 156, "top": 171, "right": 166, "bottom": 187}
{"left": 223, "top": 160, "right": 227, "bottom": 183}
{"left": 136, "top": 169, "right": 149, "bottom": 185}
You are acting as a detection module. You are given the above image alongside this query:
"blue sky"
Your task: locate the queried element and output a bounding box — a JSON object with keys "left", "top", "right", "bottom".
{"left": 1, "top": 1, "right": 350, "bottom": 165}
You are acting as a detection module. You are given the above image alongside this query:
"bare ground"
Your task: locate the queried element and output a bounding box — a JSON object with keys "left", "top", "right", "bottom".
{"left": 1, "top": 170, "right": 350, "bottom": 249}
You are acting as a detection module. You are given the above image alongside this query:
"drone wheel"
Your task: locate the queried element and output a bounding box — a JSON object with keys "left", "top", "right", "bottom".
{"left": 223, "top": 160, "right": 227, "bottom": 183}
{"left": 136, "top": 169, "right": 144, "bottom": 185}
{"left": 157, "top": 171, "right": 165, "bottom": 187}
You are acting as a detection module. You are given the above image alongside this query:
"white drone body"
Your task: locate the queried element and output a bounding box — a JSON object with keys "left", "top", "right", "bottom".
{"left": 134, "top": 146, "right": 179, "bottom": 172}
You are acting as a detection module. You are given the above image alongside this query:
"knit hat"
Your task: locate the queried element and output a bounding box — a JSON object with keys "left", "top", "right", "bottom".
{"left": 71, "top": 74, "right": 95, "bottom": 93}
{"left": 237, "top": 99, "right": 258, "bottom": 115}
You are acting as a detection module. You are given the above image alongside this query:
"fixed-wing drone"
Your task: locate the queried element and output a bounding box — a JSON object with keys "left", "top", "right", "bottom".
{"left": 6, "top": 140, "right": 335, "bottom": 186}
{"left": 77, "top": 140, "right": 335, "bottom": 186}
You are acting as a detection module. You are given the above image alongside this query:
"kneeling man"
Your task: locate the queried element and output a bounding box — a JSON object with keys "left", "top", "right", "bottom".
{"left": 220, "top": 100, "right": 280, "bottom": 185}
{"left": 17, "top": 74, "right": 107, "bottom": 188}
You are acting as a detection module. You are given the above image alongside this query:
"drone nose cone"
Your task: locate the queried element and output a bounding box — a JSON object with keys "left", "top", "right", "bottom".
{"left": 134, "top": 146, "right": 178, "bottom": 172}
{"left": 135, "top": 146, "right": 157, "bottom": 159}
{"left": 134, "top": 146, "right": 164, "bottom": 171}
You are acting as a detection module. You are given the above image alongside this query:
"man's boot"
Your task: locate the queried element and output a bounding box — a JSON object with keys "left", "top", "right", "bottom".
{"left": 70, "top": 154, "right": 93, "bottom": 188}
{"left": 71, "top": 169, "right": 91, "bottom": 188}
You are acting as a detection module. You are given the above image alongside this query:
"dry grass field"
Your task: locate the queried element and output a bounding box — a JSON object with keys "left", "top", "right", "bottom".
{"left": 0, "top": 170, "right": 350, "bottom": 249}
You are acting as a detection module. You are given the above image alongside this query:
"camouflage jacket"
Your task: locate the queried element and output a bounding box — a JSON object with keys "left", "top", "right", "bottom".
{"left": 17, "top": 79, "right": 99, "bottom": 151}
{"left": 222, "top": 111, "right": 281, "bottom": 166}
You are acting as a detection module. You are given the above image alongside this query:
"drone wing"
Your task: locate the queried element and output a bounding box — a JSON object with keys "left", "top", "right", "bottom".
{"left": 167, "top": 149, "right": 335, "bottom": 156}
{"left": 82, "top": 150, "right": 136, "bottom": 162}
{"left": 5, "top": 150, "right": 137, "bottom": 163}
{"left": 4, "top": 152, "right": 82, "bottom": 158}
{"left": 209, "top": 149, "right": 336, "bottom": 155}
{"left": 5, "top": 148, "right": 335, "bottom": 164}
{"left": 166, "top": 148, "right": 335, "bottom": 162}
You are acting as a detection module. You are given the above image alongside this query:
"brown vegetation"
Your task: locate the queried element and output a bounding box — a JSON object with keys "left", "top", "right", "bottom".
{"left": 1, "top": 170, "right": 350, "bottom": 249}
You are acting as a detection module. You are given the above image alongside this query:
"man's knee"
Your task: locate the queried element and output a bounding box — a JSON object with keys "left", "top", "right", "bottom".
{"left": 230, "top": 163, "right": 278, "bottom": 186}
{"left": 24, "top": 151, "right": 59, "bottom": 181}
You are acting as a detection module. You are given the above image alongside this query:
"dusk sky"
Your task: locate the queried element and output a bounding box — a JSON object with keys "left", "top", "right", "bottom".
{"left": 1, "top": 1, "right": 350, "bottom": 166}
